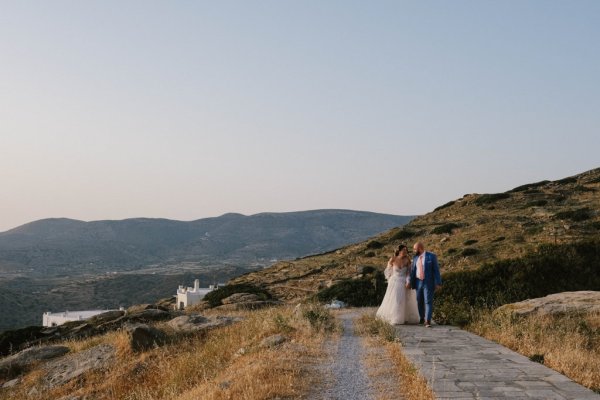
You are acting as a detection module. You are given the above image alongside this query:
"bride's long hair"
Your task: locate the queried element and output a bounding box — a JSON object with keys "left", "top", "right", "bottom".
{"left": 394, "top": 244, "right": 410, "bottom": 266}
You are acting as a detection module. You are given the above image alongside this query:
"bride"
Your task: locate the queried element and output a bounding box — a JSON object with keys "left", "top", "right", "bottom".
{"left": 376, "top": 244, "right": 420, "bottom": 325}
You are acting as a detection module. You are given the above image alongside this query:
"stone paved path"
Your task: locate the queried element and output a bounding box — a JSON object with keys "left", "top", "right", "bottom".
{"left": 395, "top": 324, "right": 599, "bottom": 400}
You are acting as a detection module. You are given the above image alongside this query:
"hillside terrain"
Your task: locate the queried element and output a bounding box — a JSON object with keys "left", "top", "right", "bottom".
{"left": 0, "top": 210, "right": 412, "bottom": 331}
{"left": 231, "top": 168, "right": 600, "bottom": 301}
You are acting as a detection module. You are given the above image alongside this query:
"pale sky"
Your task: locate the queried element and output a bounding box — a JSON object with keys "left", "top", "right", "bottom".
{"left": 1, "top": 1, "right": 599, "bottom": 232}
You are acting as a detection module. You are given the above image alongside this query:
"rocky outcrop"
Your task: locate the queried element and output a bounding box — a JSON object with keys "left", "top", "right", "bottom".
{"left": 260, "top": 334, "right": 287, "bottom": 348}
{"left": 214, "top": 293, "right": 281, "bottom": 311}
{"left": 0, "top": 307, "right": 182, "bottom": 357}
{"left": 0, "top": 345, "right": 69, "bottom": 378}
{"left": 495, "top": 291, "right": 600, "bottom": 317}
{"left": 166, "top": 315, "right": 238, "bottom": 334}
{"left": 127, "top": 325, "right": 168, "bottom": 352}
{"left": 43, "top": 344, "right": 114, "bottom": 388}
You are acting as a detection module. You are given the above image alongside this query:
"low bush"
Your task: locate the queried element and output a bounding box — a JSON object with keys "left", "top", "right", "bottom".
{"left": 366, "top": 240, "right": 384, "bottom": 249}
{"left": 461, "top": 248, "right": 479, "bottom": 257}
{"left": 434, "top": 241, "right": 600, "bottom": 326}
{"left": 430, "top": 223, "right": 460, "bottom": 235}
{"left": 492, "top": 236, "right": 506, "bottom": 243}
{"left": 573, "top": 185, "right": 595, "bottom": 192}
{"left": 527, "top": 200, "right": 548, "bottom": 207}
{"left": 202, "top": 284, "right": 272, "bottom": 308}
{"left": 555, "top": 177, "right": 577, "bottom": 185}
{"left": 434, "top": 200, "right": 456, "bottom": 212}
{"left": 446, "top": 248, "right": 458, "bottom": 255}
{"left": 364, "top": 251, "right": 376, "bottom": 258}
{"left": 354, "top": 314, "right": 396, "bottom": 342}
{"left": 474, "top": 193, "right": 510, "bottom": 206}
{"left": 464, "top": 239, "right": 478, "bottom": 246}
{"left": 509, "top": 180, "right": 550, "bottom": 193}
{"left": 315, "top": 270, "right": 387, "bottom": 307}
{"left": 391, "top": 229, "right": 416, "bottom": 241}
{"left": 302, "top": 304, "right": 336, "bottom": 332}
{"left": 554, "top": 208, "right": 592, "bottom": 222}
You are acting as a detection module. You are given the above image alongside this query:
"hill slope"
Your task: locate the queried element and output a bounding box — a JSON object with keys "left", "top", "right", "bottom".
{"left": 231, "top": 168, "right": 600, "bottom": 301}
{"left": 0, "top": 210, "right": 414, "bottom": 277}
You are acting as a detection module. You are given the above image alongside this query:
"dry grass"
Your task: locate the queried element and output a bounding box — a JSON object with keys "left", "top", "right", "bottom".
{"left": 468, "top": 310, "right": 600, "bottom": 391}
{"left": 355, "top": 313, "right": 435, "bottom": 400}
{"left": 0, "top": 305, "right": 335, "bottom": 400}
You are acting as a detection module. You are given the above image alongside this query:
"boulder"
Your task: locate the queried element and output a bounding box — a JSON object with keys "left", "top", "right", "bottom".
{"left": 260, "top": 334, "right": 287, "bottom": 348}
{"left": 127, "top": 325, "right": 168, "bottom": 352}
{"left": 2, "top": 378, "right": 20, "bottom": 388}
{"left": 0, "top": 326, "right": 46, "bottom": 357}
{"left": 167, "top": 315, "right": 238, "bottom": 333}
{"left": 126, "top": 304, "right": 170, "bottom": 314}
{"left": 0, "top": 345, "right": 69, "bottom": 378}
{"left": 221, "top": 293, "right": 261, "bottom": 304}
{"left": 495, "top": 291, "right": 600, "bottom": 317}
{"left": 87, "top": 310, "right": 125, "bottom": 325}
{"left": 43, "top": 344, "right": 114, "bottom": 388}
{"left": 214, "top": 300, "right": 279, "bottom": 311}
{"left": 126, "top": 309, "right": 173, "bottom": 323}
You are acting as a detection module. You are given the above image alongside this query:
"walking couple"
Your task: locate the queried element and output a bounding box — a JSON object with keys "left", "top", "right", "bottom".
{"left": 376, "top": 242, "right": 442, "bottom": 327}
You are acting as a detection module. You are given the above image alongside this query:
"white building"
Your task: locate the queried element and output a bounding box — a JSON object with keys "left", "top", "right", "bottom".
{"left": 43, "top": 309, "right": 121, "bottom": 327}
{"left": 176, "top": 279, "right": 218, "bottom": 310}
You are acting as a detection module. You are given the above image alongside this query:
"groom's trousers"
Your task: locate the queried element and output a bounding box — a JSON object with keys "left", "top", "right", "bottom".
{"left": 415, "top": 279, "right": 434, "bottom": 322}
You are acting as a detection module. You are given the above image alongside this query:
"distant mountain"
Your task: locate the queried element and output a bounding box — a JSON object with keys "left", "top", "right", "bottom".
{"left": 231, "top": 168, "right": 600, "bottom": 301}
{"left": 0, "top": 210, "right": 414, "bottom": 277}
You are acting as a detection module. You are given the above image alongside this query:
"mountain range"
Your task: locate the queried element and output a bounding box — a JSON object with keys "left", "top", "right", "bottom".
{"left": 0, "top": 210, "right": 414, "bottom": 278}
{"left": 0, "top": 210, "right": 413, "bottom": 331}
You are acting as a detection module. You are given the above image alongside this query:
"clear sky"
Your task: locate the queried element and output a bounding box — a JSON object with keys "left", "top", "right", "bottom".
{"left": 1, "top": 1, "right": 599, "bottom": 232}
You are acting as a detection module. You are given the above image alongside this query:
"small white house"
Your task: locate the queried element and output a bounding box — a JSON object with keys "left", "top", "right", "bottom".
{"left": 42, "top": 309, "right": 120, "bottom": 327}
{"left": 175, "top": 279, "right": 218, "bottom": 310}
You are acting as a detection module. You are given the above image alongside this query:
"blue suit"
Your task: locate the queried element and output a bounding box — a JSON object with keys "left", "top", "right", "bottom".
{"left": 410, "top": 251, "right": 442, "bottom": 322}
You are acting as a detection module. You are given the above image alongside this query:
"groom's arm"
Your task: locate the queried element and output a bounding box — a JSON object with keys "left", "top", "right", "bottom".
{"left": 432, "top": 254, "right": 442, "bottom": 287}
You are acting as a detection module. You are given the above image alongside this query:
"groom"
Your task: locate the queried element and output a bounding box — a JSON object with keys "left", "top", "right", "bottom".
{"left": 409, "top": 242, "right": 442, "bottom": 327}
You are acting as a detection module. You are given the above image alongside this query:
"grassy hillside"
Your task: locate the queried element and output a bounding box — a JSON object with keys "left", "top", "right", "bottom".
{"left": 231, "top": 168, "right": 600, "bottom": 301}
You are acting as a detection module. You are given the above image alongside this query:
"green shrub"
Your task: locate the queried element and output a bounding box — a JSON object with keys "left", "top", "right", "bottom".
{"left": 525, "top": 225, "right": 544, "bottom": 235}
{"left": 509, "top": 180, "right": 550, "bottom": 193}
{"left": 555, "top": 177, "right": 577, "bottom": 185}
{"left": 474, "top": 193, "right": 510, "bottom": 206}
{"left": 464, "top": 239, "right": 478, "bottom": 246}
{"left": 461, "top": 248, "right": 479, "bottom": 257}
{"left": 434, "top": 241, "right": 600, "bottom": 326}
{"left": 360, "top": 266, "right": 376, "bottom": 274}
{"left": 554, "top": 208, "right": 592, "bottom": 222}
{"left": 573, "top": 185, "right": 595, "bottom": 192}
{"left": 302, "top": 304, "right": 336, "bottom": 332}
{"left": 527, "top": 200, "right": 548, "bottom": 207}
{"left": 446, "top": 248, "right": 458, "bottom": 255}
{"left": 315, "top": 271, "right": 386, "bottom": 307}
{"left": 431, "top": 223, "right": 460, "bottom": 235}
{"left": 202, "top": 284, "right": 272, "bottom": 308}
{"left": 273, "top": 313, "right": 295, "bottom": 333}
{"left": 366, "top": 240, "right": 384, "bottom": 249}
{"left": 590, "top": 222, "right": 600, "bottom": 230}
{"left": 587, "top": 176, "right": 600, "bottom": 184}
{"left": 364, "top": 251, "right": 376, "bottom": 258}
{"left": 492, "top": 236, "right": 506, "bottom": 243}
{"left": 434, "top": 200, "right": 456, "bottom": 212}
{"left": 391, "top": 229, "right": 416, "bottom": 241}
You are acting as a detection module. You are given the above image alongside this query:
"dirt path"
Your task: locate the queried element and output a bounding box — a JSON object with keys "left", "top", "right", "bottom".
{"left": 307, "top": 309, "right": 402, "bottom": 400}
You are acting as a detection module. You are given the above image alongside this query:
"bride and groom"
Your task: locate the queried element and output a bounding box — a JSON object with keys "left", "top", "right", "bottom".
{"left": 376, "top": 242, "right": 442, "bottom": 327}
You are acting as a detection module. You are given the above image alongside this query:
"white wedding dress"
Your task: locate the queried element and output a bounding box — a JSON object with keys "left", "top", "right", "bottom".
{"left": 376, "top": 263, "right": 420, "bottom": 325}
